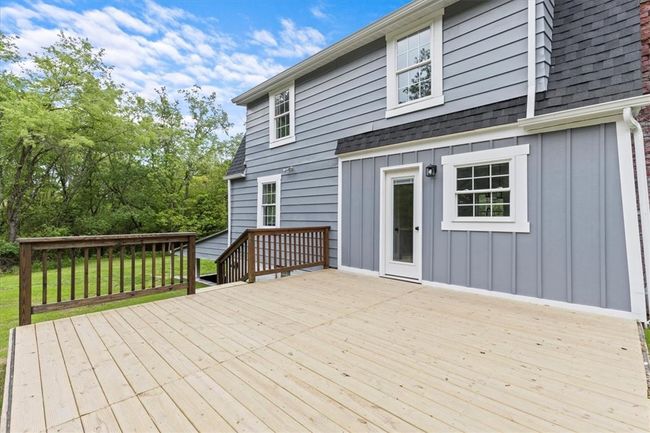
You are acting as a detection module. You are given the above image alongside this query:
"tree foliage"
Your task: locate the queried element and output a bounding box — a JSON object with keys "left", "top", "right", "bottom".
{"left": 0, "top": 32, "right": 239, "bottom": 243}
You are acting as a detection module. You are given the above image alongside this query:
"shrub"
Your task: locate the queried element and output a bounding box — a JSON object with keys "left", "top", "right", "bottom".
{"left": 0, "top": 240, "right": 19, "bottom": 270}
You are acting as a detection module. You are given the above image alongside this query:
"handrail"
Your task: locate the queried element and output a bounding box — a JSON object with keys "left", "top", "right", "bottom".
{"left": 216, "top": 226, "right": 330, "bottom": 284}
{"left": 18, "top": 232, "right": 196, "bottom": 325}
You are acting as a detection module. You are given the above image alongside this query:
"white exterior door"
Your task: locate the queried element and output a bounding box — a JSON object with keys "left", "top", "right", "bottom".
{"left": 381, "top": 165, "right": 422, "bottom": 281}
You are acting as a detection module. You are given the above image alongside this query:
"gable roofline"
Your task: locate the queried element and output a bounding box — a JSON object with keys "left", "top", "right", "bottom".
{"left": 231, "top": 0, "right": 456, "bottom": 106}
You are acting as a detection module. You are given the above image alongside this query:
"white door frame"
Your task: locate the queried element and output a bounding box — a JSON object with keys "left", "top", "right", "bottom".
{"left": 379, "top": 163, "right": 423, "bottom": 282}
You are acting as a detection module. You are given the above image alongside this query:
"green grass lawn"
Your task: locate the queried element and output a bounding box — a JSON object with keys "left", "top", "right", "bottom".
{"left": 646, "top": 328, "right": 650, "bottom": 348}
{"left": 0, "top": 255, "right": 215, "bottom": 409}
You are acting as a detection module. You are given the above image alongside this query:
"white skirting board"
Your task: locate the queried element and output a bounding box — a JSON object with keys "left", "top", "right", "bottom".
{"left": 337, "top": 266, "right": 639, "bottom": 321}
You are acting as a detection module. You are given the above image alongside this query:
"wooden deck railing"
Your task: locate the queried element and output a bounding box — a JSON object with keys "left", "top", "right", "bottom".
{"left": 17, "top": 233, "right": 196, "bottom": 325}
{"left": 216, "top": 226, "right": 329, "bottom": 284}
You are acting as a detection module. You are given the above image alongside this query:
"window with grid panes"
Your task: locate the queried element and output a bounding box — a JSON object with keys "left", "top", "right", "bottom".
{"left": 273, "top": 90, "right": 290, "bottom": 140}
{"left": 261, "top": 182, "right": 277, "bottom": 226}
{"left": 456, "top": 162, "right": 510, "bottom": 218}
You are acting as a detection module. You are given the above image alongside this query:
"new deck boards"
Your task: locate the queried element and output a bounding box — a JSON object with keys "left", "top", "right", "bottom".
{"left": 2, "top": 270, "right": 649, "bottom": 433}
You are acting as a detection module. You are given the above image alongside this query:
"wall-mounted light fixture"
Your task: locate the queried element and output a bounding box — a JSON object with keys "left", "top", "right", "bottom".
{"left": 425, "top": 164, "right": 437, "bottom": 178}
{"left": 282, "top": 166, "right": 294, "bottom": 174}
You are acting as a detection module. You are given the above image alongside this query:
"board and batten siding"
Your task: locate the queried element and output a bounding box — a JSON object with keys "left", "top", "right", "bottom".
{"left": 340, "top": 124, "right": 631, "bottom": 312}
{"left": 230, "top": 0, "right": 545, "bottom": 265}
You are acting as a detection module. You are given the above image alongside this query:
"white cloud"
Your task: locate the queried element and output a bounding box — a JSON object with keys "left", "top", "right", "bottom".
{"left": 310, "top": 5, "right": 328, "bottom": 20}
{"left": 253, "top": 19, "right": 326, "bottom": 58}
{"left": 1, "top": 1, "right": 329, "bottom": 131}
{"left": 251, "top": 30, "right": 277, "bottom": 47}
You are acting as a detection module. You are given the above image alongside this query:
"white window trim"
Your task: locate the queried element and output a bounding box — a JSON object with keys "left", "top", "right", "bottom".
{"left": 385, "top": 11, "right": 444, "bottom": 119}
{"left": 257, "top": 174, "right": 281, "bottom": 228}
{"left": 441, "top": 144, "right": 530, "bottom": 233}
{"left": 268, "top": 83, "right": 296, "bottom": 148}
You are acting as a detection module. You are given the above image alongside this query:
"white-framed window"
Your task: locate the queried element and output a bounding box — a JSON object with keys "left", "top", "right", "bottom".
{"left": 268, "top": 83, "right": 295, "bottom": 147}
{"left": 257, "top": 174, "right": 281, "bottom": 227}
{"left": 385, "top": 12, "right": 444, "bottom": 119}
{"left": 441, "top": 144, "right": 530, "bottom": 233}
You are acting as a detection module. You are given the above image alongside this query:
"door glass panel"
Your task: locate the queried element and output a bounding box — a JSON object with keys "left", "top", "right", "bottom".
{"left": 392, "top": 177, "right": 414, "bottom": 263}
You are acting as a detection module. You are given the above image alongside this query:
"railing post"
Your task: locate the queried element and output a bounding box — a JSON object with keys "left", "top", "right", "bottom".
{"left": 323, "top": 227, "right": 330, "bottom": 269}
{"left": 187, "top": 234, "right": 196, "bottom": 295}
{"left": 216, "top": 260, "right": 224, "bottom": 284}
{"left": 19, "top": 242, "right": 32, "bottom": 326}
{"left": 247, "top": 232, "right": 256, "bottom": 283}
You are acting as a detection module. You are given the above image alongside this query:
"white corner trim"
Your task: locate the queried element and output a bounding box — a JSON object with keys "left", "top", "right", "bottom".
{"left": 615, "top": 120, "right": 647, "bottom": 321}
{"left": 624, "top": 108, "right": 650, "bottom": 308}
{"left": 337, "top": 159, "right": 343, "bottom": 268}
{"left": 269, "top": 82, "right": 296, "bottom": 148}
{"left": 385, "top": 13, "right": 444, "bottom": 118}
{"left": 519, "top": 95, "right": 650, "bottom": 132}
{"left": 421, "top": 280, "right": 640, "bottom": 321}
{"left": 441, "top": 144, "right": 530, "bottom": 233}
{"left": 227, "top": 179, "right": 232, "bottom": 245}
{"left": 526, "top": 0, "right": 536, "bottom": 118}
{"left": 256, "top": 174, "right": 282, "bottom": 228}
{"left": 338, "top": 124, "right": 527, "bottom": 161}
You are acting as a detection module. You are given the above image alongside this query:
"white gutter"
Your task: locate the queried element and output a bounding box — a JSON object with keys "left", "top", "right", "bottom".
{"left": 623, "top": 107, "right": 650, "bottom": 319}
{"left": 223, "top": 172, "right": 246, "bottom": 180}
{"left": 519, "top": 95, "right": 650, "bottom": 132}
{"left": 526, "top": 0, "right": 537, "bottom": 118}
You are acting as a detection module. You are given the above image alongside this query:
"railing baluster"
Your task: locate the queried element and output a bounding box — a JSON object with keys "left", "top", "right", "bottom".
{"left": 83, "top": 248, "right": 89, "bottom": 298}
{"left": 96, "top": 247, "right": 101, "bottom": 296}
{"left": 56, "top": 251, "right": 62, "bottom": 302}
{"left": 18, "top": 243, "right": 32, "bottom": 326}
{"left": 42, "top": 251, "right": 47, "bottom": 305}
{"left": 171, "top": 242, "right": 175, "bottom": 284}
{"left": 187, "top": 235, "right": 196, "bottom": 295}
{"left": 120, "top": 246, "right": 125, "bottom": 292}
{"left": 141, "top": 243, "right": 146, "bottom": 290}
{"left": 180, "top": 243, "right": 184, "bottom": 283}
{"left": 152, "top": 243, "right": 156, "bottom": 288}
{"left": 130, "top": 245, "right": 136, "bottom": 291}
{"left": 161, "top": 243, "right": 166, "bottom": 286}
{"left": 70, "top": 249, "right": 76, "bottom": 300}
{"left": 108, "top": 248, "right": 113, "bottom": 295}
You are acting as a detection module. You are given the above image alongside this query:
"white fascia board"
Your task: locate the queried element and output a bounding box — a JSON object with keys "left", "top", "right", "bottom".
{"left": 232, "top": 0, "right": 458, "bottom": 105}
{"left": 519, "top": 95, "right": 650, "bottom": 132}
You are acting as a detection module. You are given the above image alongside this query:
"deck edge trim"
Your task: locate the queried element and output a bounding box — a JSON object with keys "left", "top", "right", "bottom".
{"left": 0, "top": 328, "right": 16, "bottom": 433}
{"left": 636, "top": 322, "right": 650, "bottom": 399}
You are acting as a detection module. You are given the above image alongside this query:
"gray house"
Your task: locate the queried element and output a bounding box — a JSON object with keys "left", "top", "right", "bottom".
{"left": 206, "top": 0, "right": 650, "bottom": 321}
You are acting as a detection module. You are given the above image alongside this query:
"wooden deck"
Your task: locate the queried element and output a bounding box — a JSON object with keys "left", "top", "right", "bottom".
{"left": 2, "top": 270, "right": 649, "bottom": 433}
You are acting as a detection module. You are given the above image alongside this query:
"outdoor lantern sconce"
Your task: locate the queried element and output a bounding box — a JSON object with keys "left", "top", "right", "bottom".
{"left": 425, "top": 164, "right": 437, "bottom": 177}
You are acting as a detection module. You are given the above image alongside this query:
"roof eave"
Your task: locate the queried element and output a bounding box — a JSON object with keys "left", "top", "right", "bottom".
{"left": 231, "top": 0, "right": 455, "bottom": 106}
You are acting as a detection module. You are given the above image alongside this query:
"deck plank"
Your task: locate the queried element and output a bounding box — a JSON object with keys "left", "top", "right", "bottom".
{"left": 34, "top": 321, "right": 78, "bottom": 429}
{"left": 53, "top": 318, "right": 108, "bottom": 415}
{"left": 9, "top": 326, "right": 46, "bottom": 433}
{"left": 71, "top": 315, "right": 134, "bottom": 404}
{"left": 5, "top": 270, "right": 649, "bottom": 433}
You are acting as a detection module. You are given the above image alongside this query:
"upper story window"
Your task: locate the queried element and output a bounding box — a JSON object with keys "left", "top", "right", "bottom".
{"left": 257, "top": 174, "right": 281, "bottom": 227}
{"left": 268, "top": 83, "right": 295, "bottom": 148}
{"left": 386, "top": 13, "right": 444, "bottom": 118}
{"left": 441, "top": 145, "right": 530, "bottom": 233}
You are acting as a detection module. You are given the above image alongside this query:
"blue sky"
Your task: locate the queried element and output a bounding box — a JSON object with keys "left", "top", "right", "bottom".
{"left": 0, "top": 0, "right": 408, "bottom": 133}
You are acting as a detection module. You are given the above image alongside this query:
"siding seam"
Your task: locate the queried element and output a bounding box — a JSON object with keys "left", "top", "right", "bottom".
{"left": 566, "top": 129, "right": 573, "bottom": 303}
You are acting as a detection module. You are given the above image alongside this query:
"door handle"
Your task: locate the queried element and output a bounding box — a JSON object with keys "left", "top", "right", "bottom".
{"left": 394, "top": 228, "right": 399, "bottom": 232}
{"left": 415, "top": 226, "right": 420, "bottom": 231}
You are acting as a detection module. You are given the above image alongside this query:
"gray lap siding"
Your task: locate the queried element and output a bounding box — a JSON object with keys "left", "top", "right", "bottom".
{"left": 230, "top": 0, "right": 544, "bottom": 268}
{"left": 340, "top": 123, "right": 631, "bottom": 312}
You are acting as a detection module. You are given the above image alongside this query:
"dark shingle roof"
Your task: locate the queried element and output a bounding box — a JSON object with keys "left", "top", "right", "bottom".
{"left": 226, "top": 136, "right": 246, "bottom": 177}
{"left": 335, "top": 96, "right": 527, "bottom": 155}
{"left": 536, "top": 0, "right": 643, "bottom": 114}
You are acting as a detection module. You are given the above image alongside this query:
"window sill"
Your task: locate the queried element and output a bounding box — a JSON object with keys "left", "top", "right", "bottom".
{"left": 385, "top": 94, "right": 444, "bottom": 119}
{"left": 270, "top": 135, "right": 295, "bottom": 148}
{"left": 441, "top": 220, "right": 530, "bottom": 233}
